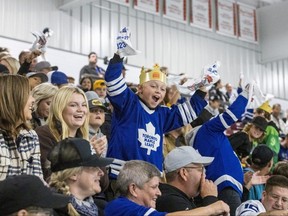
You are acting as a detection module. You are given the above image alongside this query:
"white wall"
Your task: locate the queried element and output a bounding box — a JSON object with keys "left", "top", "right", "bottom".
{"left": 258, "top": 1, "right": 288, "bottom": 63}
{"left": 256, "top": 1, "right": 288, "bottom": 104}
{"left": 0, "top": 0, "right": 288, "bottom": 107}
{"left": 0, "top": 35, "right": 140, "bottom": 84}
{"left": 0, "top": 0, "right": 262, "bottom": 86}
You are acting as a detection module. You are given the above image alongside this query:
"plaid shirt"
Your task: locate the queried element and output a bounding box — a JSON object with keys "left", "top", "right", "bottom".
{"left": 0, "top": 129, "right": 43, "bottom": 180}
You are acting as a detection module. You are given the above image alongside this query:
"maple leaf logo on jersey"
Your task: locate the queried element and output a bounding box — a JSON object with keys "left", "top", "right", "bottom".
{"left": 138, "top": 122, "right": 160, "bottom": 155}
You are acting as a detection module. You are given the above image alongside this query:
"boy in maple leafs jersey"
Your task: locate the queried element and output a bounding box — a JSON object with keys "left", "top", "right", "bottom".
{"left": 104, "top": 28, "right": 213, "bottom": 180}
{"left": 105, "top": 53, "right": 207, "bottom": 178}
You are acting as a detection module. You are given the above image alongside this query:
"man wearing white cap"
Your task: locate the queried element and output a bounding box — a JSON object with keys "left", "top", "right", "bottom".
{"left": 156, "top": 146, "right": 218, "bottom": 213}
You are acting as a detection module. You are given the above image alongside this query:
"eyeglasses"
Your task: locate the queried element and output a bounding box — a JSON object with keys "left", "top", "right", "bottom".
{"left": 183, "top": 166, "right": 204, "bottom": 172}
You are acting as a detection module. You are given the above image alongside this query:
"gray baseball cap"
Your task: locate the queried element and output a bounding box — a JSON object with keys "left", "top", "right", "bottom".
{"left": 164, "top": 146, "right": 214, "bottom": 173}
{"left": 35, "top": 61, "right": 58, "bottom": 72}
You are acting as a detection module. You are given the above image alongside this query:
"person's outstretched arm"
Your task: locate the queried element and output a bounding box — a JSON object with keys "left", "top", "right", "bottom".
{"left": 167, "top": 200, "right": 230, "bottom": 216}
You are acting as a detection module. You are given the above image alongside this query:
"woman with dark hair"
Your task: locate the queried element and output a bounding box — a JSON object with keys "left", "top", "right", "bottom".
{"left": 79, "top": 76, "right": 93, "bottom": 92}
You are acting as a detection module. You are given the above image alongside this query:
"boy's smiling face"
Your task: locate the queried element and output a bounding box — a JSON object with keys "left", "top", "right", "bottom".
{"left": 138, "top": 80, "right": 166, "bottom": 109}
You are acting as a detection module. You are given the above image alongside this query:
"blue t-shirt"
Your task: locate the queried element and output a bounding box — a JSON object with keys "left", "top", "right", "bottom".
{"left": 105, "top": 196, "right": 167, "bottom": 216}
{"left": 278, "top": 145, "right": 288, "bottom": 161}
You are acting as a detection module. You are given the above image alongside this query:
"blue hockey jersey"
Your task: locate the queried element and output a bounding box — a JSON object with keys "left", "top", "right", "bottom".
{"left": 188, "top": 94, "right": 248, "bottom": 196}
{"left": 105, "top": 56, "right": 207, "bottom": 174}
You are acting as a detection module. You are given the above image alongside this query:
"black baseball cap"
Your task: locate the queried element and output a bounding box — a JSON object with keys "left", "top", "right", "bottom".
{"left": 0, "top": 175, "right": 70, "bottom": 215}
{"left": 26, "top": 72, "right": 48, "bottom": 83}
{"left": 251, "top": 116, "right": 268, "bottom": 132}
{"left": 252, "top": 144, "right": 274, "bottom": 167}
{"left": 49, "top": 138, "right": 114, "bottom": 172}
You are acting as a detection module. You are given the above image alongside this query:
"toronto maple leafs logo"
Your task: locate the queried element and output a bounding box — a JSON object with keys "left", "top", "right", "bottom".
{"left": 138, "top": 122, "right": 160, "bottom": 155}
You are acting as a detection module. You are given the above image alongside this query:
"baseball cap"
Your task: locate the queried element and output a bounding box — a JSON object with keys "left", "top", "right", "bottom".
{"left": 85, "top": 91, "right": 99, "bottom": 101}
{"left": 258, "top": 101, "right": 272, "bottom": 114}
{"left": 85, "top": 91, "right": 107, "bottom": 111}
{"left": 49, "top": 138, "right": 114, "bottom": 172}
{"left": 251, "top": 144, "right": 274, "bottom": 167}
{"left": 164, "top": 146, "right": 214, "bottom": 173}
{"left": 47, "top": 71, "right": 68, "bottom": 85}
{"left": 35, "top": 61, "right": 58, "bottom": 72}
{"left": 93, "top": 79, "right": 106, "bottom": 90}
{"left": 251, "top": 116, "right": 268, "bottom": 132}
{"left": 26, "top": 72, "right": 48, "bottom": 83}
{"left": 0, "top": 175, "right": 70, "bottom": 215}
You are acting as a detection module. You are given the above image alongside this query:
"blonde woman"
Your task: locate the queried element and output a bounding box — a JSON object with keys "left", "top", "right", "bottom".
{"left": 31, "top": 83, "right": 58, "bottom": 129}
{"left": 0, "top": 75, "right": 43, "bottom": 180}
{"left": 49, "top": 138, "right": 113, "bottom": 216}
{"left": 0, "top": 55, "right": 20, "bottom": 74}
{"left": 35, "top": 86, "right": 89, "bottom": 180}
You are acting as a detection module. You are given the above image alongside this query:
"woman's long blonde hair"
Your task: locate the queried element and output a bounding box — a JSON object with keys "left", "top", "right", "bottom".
{"left": 0, "top": 56, "right": 20, "bottom": 74}
{"left": 31, "top": 83, "right": 58, "bottom": 114}
{"left": 47, "top": 86, "right": 89, "bottom": 141}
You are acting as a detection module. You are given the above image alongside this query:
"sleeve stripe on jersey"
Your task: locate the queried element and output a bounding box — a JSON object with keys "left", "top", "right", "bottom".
{"left": 107, "top": 85, "right": 126, "bottom": 97}
{"left": 177, "top": 102, "right": 197, "bottom": 124}
{"left": 219, "top": 113, "right": 229, "bottom": 129}
{"left": 106, "top": 74, "right": 124, "bottom": 87}
{"left": 107, "top": 78, "right": 126, "bottom": 92}
{"left": 226, "top": 109, "right": 238, "bottom": 122}
{"left": 182, "top": 102, "right": 193, "bottom": 123}
{"left": 185, "top": 101, "right": 197, "bottom": 120}
{"left": 214, "top": 174, "right": 243, "bottom": 192}
{"left": 178, "top": 104, "right": 188, "bottom": 124}
{"left": 144, "top": 208, "right": 156, "bottom": 216}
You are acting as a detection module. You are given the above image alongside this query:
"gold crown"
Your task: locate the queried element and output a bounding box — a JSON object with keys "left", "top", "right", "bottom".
{"left": 258, "top": 101, "right": 272, "bottom": 113}
{"left": 139, "top": 64, "right": 167, "bottom": 85}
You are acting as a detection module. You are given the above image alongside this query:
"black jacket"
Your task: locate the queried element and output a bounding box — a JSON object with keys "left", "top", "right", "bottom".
{"left": 156, "top": 183, "right": 218, "bottom": 213}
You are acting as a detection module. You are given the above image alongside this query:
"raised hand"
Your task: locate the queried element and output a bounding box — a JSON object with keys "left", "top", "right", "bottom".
{"left": 30, "top": 28, "right": 53, "bottom": 54}
{"left": 90, "top": 135, "right": 107, "bottom": 157}
{"left": 109, "top": 158, "right": 126, "bottom": 176}
{"left": 187, "top": 61, "right": 221, "bottom": 91}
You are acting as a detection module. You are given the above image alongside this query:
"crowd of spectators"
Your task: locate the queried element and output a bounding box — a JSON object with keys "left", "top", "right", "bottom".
{"left": 1, "top": 27, "right": 288, "bottom": 216}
